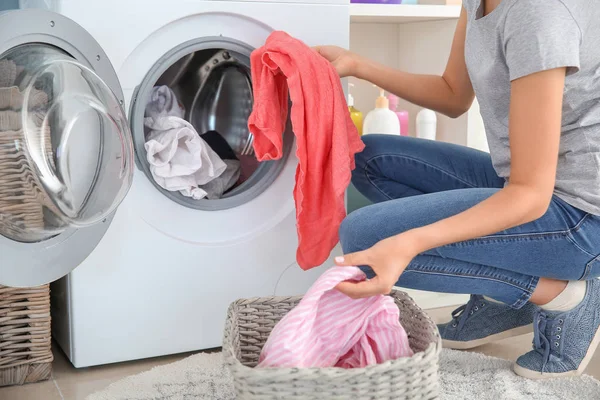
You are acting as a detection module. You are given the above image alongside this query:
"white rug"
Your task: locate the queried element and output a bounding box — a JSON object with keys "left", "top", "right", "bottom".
{"left": 88, "top": 350, "right": 600, "bottom": 400}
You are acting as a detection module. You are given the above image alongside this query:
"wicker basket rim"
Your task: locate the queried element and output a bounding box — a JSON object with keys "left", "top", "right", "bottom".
{"left": 226, "top": 289, "right": 417, "bottom": 307}
{"left": 223, "top": 289, "right": 442, "bottom": 374}
{"left": 223, "top": 340, "right": 441, "bottom": 373}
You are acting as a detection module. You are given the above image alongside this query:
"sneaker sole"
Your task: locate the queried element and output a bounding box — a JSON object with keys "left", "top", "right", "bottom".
{"left": 513, "top": 322, "right": 600, "bottom": 380}
{"left": 443, "top": 324, "right": 534, "bottom": 350}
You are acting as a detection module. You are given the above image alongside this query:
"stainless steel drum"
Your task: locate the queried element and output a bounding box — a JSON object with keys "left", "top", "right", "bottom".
{"left": 188, "top": 50, "right": 254, "bottom": 156}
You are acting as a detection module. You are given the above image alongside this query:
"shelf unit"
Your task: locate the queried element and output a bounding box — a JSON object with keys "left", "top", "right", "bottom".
{"left": 348, "top": 3, "right": 485, "bottom": 152}
{"left": 350, "top": 4, "right": 461, "bottom": 24}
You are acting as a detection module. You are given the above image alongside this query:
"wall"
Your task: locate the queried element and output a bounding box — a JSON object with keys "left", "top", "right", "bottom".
{"left": 349, "top": 19, "right": 471, "bottom": 145}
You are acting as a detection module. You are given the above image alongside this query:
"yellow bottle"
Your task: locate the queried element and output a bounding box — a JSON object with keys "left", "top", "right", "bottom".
{"left": 347, "top": 91, "right": 363, "bottom": 136}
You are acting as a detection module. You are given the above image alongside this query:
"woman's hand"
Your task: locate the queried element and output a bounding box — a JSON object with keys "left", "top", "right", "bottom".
{"left": 314, "top": 45, "right": 360, "bottom": 78}
{"left": 334, "top": 234, "right": 420, "bottom": 299}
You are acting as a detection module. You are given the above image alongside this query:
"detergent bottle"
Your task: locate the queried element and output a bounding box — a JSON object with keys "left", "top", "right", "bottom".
{"left": 347, "top": 83, "right": 363, "bottom": 136}
{"left": 363, "top": 86, "right": 400, "bottom": 135}
{"left": 387, "top": 94, "right": 409, "bottom": 136}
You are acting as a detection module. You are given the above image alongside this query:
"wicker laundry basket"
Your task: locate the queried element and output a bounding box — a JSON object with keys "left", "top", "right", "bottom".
{"left": 0, "top": 132, "right": 55, "bottom": 387}
{"left": 0, "top": 107, "right": 55, "bottom": 385}
{"left": 0, "top": 120, "right": 55, "bottom": 240}
{"left": 223, "top": 290, "right": 442, "bottom": 400}
{"left": 0, "top": 285, "right": 53, "bottom": 387}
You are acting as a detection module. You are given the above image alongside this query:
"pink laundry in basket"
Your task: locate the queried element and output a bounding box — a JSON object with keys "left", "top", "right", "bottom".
{"left": 257, "top": 267, "right": 413, "bottom": 369}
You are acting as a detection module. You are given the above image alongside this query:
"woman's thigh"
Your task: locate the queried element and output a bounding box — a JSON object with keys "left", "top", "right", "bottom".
{"left": 352, "top": 135, "right": 505, "bottom": 203}
{"left": 339, "top": 188, "right": 600, "bottom": 281}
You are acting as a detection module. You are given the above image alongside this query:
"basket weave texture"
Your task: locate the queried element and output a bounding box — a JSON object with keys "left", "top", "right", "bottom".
{"left": 223, "top": 290, "right": 442, "bottom": 400}
{"left": 0, "top": 65, "right": 54, "bottom": 386}
{"left": 0, "top": 133, "right": 54, "bottom": 387}
{"left": 0, "top": 285, "right": 53, "bottom": 387}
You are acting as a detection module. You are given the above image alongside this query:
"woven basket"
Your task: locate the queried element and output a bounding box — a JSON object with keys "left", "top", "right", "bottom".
{"left": 223, "top": 290, "right": 442, "bottom": 400}
{"left": 0, "top": 125, "right": 55, "bottom": 241}
{"left": 0, "top": 285, "right": 53, "bottom": 386}
{"left": 0, "top": 73, "right": 54, "bottom": 386}
{"left": 0, "top": 133, "right": 54, "bottom": 386}
{"left": 0, "top": 130, "right": 54, "bottom": 386}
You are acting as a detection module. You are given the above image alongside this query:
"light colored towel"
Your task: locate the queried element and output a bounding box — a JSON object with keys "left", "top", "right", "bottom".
{"left": 248, "top": 31, "right": 365, "bottom": 271}
{"left": 144, "top": 116, "right": 227, "bottom": 199}
{"left": 145, "top": 85, "right": 185, "bottom": 120}
{"left": 257, "top": 266, "right": 413, "bottom": 369}
{"left": 144, "top": 85, "right": 227, "bottom": 199}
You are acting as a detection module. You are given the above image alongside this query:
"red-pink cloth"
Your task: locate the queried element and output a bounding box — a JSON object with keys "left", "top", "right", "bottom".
{"left": 257, "top": 267, "right": 413, "bottom": 369}
{"left": 248, "top": 31, "right": 365, "bottom": 271}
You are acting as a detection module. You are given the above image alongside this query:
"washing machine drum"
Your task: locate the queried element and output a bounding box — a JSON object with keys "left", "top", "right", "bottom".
{"left": 0, "top": 43, "right": 133, "bottom": 243}
{"left": 132, "top": 44, "right": 293, "bottom": 211}
{"left": 159, "top": 49, "right": 254, "bottom": 157}
{"left": 191, "top": 62, "right": 254, "bottom": 156}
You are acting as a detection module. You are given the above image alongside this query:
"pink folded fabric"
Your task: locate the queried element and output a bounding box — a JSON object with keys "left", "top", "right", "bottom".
{"left": 248, "top": 31, "right": 365, "bottom": 271}
{"left": 257, "top": 267, "right": 413, "bottom": 369}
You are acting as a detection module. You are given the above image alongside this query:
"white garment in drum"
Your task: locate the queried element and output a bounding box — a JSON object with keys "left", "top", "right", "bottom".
{"left": 144, "top": 86, "right": 226, "bottom": 199}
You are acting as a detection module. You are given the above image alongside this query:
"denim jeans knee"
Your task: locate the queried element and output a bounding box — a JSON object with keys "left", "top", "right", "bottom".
{"left": 339, "top": 209, "right": 363, "bottom": 254}
{"left": 340, "top": 202, "right": 389, "bottom": 252}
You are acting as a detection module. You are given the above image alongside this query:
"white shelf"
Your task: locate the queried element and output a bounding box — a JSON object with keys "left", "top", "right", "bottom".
{"left": 350, "top": 4, "right": 461, "bottom": 24}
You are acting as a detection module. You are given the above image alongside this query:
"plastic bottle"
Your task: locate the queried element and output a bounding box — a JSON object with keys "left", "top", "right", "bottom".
{"left": 387, "top": 94, "right": 409, "bottom": 136}
{"left": 416, "top": 108, "right": 437, "bottom": 140}
{"left": 347, "top": 83, "right": 363, "bottom": 136}
{"left": 363, "top": 87, "right": 400, "bottom": 135}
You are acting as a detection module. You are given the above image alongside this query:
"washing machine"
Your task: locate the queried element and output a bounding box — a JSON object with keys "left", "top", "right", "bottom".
{"left": 0, "top": 0, "right": 349, "bottom": 367}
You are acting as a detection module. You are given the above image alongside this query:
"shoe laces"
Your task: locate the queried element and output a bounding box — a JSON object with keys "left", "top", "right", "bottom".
{"left": 451, "top": 295, "right": 485, "bottom": 331}
{"left": 533, "top": 310, "right": 563, "bottom": 372}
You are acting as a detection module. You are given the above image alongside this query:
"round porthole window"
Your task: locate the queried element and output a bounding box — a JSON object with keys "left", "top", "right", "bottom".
{"left": 130, "top": 37, "right": 293, "bottom": 211}
{"left": 0, "top": 43, "right": 133, "bottom": 243}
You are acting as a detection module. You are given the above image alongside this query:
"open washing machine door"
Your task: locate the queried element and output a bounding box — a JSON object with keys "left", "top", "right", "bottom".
{"left": 0, "top": 9, "right": 134, "bottom": 287}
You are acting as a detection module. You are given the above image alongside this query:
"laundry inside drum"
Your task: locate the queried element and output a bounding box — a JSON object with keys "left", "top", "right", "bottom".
{"left": 140, "top": 45, "right": 290, "bottom": 209}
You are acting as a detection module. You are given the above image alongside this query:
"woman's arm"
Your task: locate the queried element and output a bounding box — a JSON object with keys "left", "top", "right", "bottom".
{"left": 316, "top": 8, "right": 474, "bottom": 118}
{"left": 336, "top": 67, "right": 566, "bottom": 298}
{"left": 409, "top": 68, "right": 564, "bottom": 247}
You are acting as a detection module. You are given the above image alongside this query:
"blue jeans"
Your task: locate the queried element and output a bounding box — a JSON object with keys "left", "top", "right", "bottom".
{"left": 340, "top": 135, "right": 600, "bottom": 309}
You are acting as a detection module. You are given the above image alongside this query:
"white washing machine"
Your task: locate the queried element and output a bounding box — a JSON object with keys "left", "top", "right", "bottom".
{"left": 0, "top": 0, "right": 349, "bottom": 367}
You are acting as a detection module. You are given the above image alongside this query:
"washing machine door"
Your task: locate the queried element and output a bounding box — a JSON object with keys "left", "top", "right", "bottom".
{"left": 0, "top": 9, "right": 134, "bottom": 287}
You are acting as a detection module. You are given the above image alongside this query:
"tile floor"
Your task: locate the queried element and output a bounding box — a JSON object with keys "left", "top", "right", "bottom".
{"left": 2, "top": 307, "right": 600, "bottom": 400}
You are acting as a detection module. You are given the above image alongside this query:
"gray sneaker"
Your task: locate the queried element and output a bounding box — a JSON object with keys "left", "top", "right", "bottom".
{"left": 514, "top": 279, "right": 600, "bottom": 379}
{"left": 438, "top": 295, "right": 537, "bottom": 350}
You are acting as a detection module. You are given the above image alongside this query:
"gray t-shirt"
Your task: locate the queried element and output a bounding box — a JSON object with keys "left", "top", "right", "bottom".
{"left": 464, "top": 0, "right": 600, "bottom": 215}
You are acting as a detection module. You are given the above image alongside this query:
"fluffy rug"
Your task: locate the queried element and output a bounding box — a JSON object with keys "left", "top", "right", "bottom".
{"left": 88, "top": 350, "right": 600, "bottom": 400}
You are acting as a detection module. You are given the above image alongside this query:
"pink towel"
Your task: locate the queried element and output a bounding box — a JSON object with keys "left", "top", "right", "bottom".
{"left": 257, "top": 267, "right": 413, "bottom": 369}
{"left": 248, "top": 32, "right": 365, "bottom": 271}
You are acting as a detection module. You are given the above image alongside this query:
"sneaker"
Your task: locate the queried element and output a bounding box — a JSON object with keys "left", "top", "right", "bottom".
{"left": 438, "top": 295, "right": 537, "bottom": 350}
{"left": 514, "top": 279, "right": 600, "bottom": 379}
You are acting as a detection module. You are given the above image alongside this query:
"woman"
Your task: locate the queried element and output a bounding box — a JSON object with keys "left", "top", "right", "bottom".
{"left": 316, "top": 0, "right": 600, "bottom": 379}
